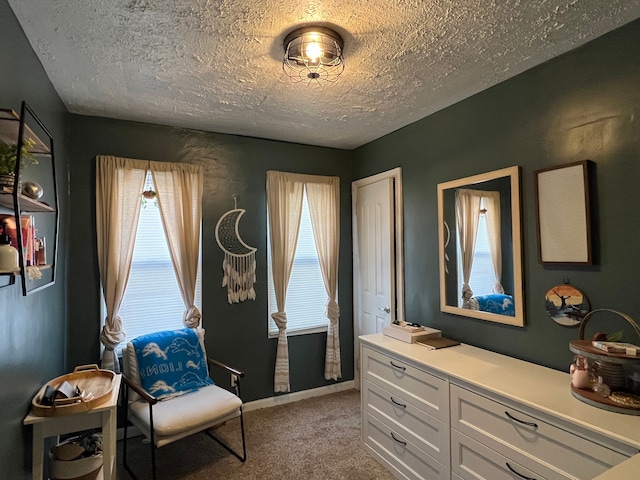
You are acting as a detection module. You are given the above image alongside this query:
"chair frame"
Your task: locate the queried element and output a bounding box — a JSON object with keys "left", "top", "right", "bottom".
{"left": 122, "top": 357, "right": 247, "bottom": 480}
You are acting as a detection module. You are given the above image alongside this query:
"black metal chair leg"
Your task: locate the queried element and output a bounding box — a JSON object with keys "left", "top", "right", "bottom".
{"left": 150, "top": 405, "right": 156, "bottom": 480}
{"left": 239, "top": 406, "right": 247, "bottom": 461}
{"left": 122, "top": 384, "right": 155, "bottom": 480}
{"left": 205, "top": 406, "right": 247, "bottom": 462}
{"left": 122, "top": 383, "right": 136, "bottom": 479}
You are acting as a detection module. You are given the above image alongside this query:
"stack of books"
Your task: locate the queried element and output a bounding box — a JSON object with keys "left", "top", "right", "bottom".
{"left": 591, "top": 341, "right": 640, "bottom": 356}
{"left": 415, "top": 337, "right": 460, "bottom": 350}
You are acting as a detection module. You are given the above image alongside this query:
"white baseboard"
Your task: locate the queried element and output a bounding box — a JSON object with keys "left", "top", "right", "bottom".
{"left": 117, "top": 380, "right": 355, "bottom": 440}
{"left": 242, "top": 380, "right": 355, "bottom": 413}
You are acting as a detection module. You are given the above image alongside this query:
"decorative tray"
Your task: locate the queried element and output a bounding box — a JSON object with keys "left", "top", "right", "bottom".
{"left": 570, "top": 309, "right": 640, "bottom": 415}
{"left": 569, "top": 340, "right": 640, "bottom": 363}
{"left": 31, "top": 364, "right": 115, "bottom": 417}
{"left": 570, "top": 385, "right": 640, "bottom": 415}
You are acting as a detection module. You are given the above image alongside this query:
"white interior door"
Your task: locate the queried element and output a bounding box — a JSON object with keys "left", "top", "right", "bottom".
{"left": 352, "top": 168, "right": 403, "bottom": 389}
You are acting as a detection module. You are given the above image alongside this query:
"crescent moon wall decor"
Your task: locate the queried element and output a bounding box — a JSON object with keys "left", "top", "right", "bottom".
{"left": 215, "top": 207, "right": 257, "bottom": 304}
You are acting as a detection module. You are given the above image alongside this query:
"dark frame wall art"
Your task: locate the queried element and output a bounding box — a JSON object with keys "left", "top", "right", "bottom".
{"left": 534, "top": 160, "right": 593, "bottom": 265}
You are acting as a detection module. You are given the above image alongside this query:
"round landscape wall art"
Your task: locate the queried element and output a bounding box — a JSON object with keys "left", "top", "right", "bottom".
{"left": 544, "top": 284, "right": 590, "bottom": 327}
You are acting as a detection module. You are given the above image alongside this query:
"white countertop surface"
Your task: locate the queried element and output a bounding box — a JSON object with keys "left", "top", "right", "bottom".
{"left": 360, "top": 334, "right": 640, "bottom": 479}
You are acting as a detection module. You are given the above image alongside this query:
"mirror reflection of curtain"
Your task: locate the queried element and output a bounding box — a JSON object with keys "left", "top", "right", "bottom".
{"left": 455, "top": 189, "right": 481, "bottom": 307}
{"left": 482, "top": 191, "right": 505, "bottom": 294}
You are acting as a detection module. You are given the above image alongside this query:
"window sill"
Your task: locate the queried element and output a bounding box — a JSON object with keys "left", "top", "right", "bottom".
{"left": 268, "top": 325, "right": 328, "bottom": 339}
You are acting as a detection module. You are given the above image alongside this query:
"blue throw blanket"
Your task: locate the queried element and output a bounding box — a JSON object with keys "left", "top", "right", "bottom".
{"left": 131, "top": 328, "right": 214, "bottom": 400}
{"left": 475, "top": 294, "right": 515, "bottom": 316}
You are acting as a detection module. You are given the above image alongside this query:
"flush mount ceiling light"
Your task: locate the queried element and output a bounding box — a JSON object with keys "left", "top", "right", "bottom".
{"left": 283, "top": 26, "right": 344, "bottom": 85}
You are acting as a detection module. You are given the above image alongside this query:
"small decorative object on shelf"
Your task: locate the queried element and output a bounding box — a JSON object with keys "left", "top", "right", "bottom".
{"left": 0, "top": 228, "right": 18, "bottom": 271}
{"left": 0, "top": 137, "right": 37, "bottom": 189}
{"left": 570, "top": 355, "right": 590, "bottom": 389}
{"left": 569, "top": 309, "right": 640, "bottom": 415}
{"left": 22, "top": 180, "right": 43, "bottom": 200}
{"left": 592, "top": 341, "right": 640, "bottom": 356}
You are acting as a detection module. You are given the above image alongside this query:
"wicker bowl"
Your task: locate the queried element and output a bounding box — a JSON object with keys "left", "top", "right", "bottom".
{"left": 32, "top": 364, "right": 115, "bottom": 417}
{"left": 49, "top": 452, "right": 102, "bottom": 480}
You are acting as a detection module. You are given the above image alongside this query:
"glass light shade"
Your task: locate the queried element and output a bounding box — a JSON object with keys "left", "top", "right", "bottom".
{"left": 283, "top": 26, "right": 344, "bottom": 84}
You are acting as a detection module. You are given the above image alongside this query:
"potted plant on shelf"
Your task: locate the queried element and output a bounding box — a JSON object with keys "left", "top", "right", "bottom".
{"left": 0, "top": 138, "right": 38, "bottom": 190}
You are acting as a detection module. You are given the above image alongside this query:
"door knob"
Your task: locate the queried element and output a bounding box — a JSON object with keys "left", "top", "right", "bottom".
{"left": 378, "top": 306, "right": 391, "bottom": 313}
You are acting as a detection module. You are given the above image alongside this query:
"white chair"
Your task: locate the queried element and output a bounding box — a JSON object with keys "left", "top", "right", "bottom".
{"left": 121, "top": 328, "right": 246, "bottom": 479}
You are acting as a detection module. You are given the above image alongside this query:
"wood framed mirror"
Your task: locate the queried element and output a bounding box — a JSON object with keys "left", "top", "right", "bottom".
{"left": 437, "top": 166, "right": 524, "bottom": 327}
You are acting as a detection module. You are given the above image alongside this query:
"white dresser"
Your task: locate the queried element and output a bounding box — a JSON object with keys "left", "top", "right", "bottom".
{"left": 360, "top": 334, "right": 640, "bottom": 480}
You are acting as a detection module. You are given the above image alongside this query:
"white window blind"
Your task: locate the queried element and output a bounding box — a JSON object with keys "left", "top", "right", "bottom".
{"left": 110, "top": 178, "right": 202, "bottom": 353}
{"left": 267, "top": 191, "right": 329, "bottom": 337}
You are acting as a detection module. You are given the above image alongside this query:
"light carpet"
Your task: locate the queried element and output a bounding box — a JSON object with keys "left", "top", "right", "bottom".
{"left": 117, "top": 388, "right": 395, "bottom": 479}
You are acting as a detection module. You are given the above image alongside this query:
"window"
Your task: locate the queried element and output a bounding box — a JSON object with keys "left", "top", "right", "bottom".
{"left": 105, "top": 175, "right": 202, "bottom": 354}
{"left": 267, "top": 190, "right": 329, "bottom": 337}
{"left": 457, "top": 201, "right": 493, "bottom": 303}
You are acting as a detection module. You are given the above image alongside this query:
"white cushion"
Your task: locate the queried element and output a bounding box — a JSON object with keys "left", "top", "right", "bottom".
{"left": 129, "top": 384, "right": 242, "bottom": 447}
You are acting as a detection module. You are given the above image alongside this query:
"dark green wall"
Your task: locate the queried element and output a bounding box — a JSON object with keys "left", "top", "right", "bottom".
{"left": 3, "top": 0, "right": 640, "bottom": 475}
{"left": 66, "top": 116, "right": 354, "bottom": 402}
{"left": 353, "top": 18, "right": 640, "bottom": 371}
{"left": 0, "top": 1, "right": 69, "bottom": 478}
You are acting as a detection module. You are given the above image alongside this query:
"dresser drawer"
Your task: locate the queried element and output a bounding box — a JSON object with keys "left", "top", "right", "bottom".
{"left": 363, "top": 411, "right": 449, "bottom": 480}
{"left": 362, "top": 345, "right": 449, "bottom": 422}
{"left": 451, "top": 384, "right": 629, "bottom": 479}
{"left": 452, "top": 429, "right": 549, "bottom": 480}
{"left": 363, "top": 379, "right": 449, "bottom": 465}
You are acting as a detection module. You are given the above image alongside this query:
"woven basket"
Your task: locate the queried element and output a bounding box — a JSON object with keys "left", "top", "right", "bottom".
{"left": 49, "top": 453, "right": 102, "bottom": 480}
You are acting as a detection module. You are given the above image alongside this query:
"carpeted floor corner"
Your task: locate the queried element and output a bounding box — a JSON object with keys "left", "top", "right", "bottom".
{"left": 117, "top": 388, "right": 395, "bottom": 479}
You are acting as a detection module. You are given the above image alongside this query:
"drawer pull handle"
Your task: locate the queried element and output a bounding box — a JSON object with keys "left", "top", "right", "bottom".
{"left": 389, "top": 361, "right": 406, "bottom": 371}
{"left": 506, "top": 462, "right": 536, "bottom": 480}
{"left": 390, "top": 432, "right": 407, "bottom": 446}
{"left": 505, "top": 411, "right": 538, "bottom": 428}
{"left": 390, "top": 397, "right": 407, "bottom": 408}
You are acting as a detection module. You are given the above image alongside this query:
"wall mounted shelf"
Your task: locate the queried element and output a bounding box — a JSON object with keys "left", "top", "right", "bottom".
{"left": 0, "top": 102, "right": 58, "bottom": 295}
{"left": 0, "top": 189, "right": 55, "bottom": 212}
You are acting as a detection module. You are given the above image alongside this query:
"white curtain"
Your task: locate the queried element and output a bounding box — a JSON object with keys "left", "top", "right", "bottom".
{"left": 455, "top": 189, "right": 481, "bottom": 307}
{"left": 482, "top": 191, "right": 504, "bottom": 294}
{"left": 96, "top": 156, "right": 147, "bottom": 372}
{"left": 152, "top": 161, "right": 204, "bottom": 328}
{"left": 306, "top": 177, "right": 341, "bottom": 381}
{"left": 266, "top": 171, "right": 304, "bottom": 392}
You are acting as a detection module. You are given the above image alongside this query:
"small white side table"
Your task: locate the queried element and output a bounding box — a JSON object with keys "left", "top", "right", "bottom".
{"left": 24, "top": 374, "right": 121, "bottom": 480}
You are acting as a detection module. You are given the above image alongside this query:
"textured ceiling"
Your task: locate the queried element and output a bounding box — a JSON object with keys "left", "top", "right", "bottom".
{"left": 8, "top": 0, "right": 640, "bottom": 150}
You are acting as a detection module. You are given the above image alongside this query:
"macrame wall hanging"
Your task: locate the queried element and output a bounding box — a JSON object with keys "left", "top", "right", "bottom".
{"left": 215, "top": 197, "right": 257, "bottom": 304}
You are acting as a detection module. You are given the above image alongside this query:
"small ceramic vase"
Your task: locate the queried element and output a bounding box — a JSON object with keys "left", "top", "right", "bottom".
{"left": 572, "top": 369, "right": 590, "bottom": 389}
